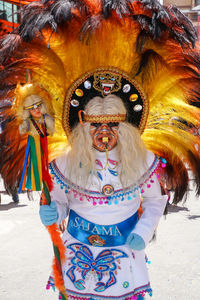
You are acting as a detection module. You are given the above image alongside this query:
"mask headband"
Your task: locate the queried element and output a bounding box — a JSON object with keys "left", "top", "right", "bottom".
{"left": 78, "top": 110, "right": 126, "bottom": 126}
{"left": 24, "top": 101, "right": 42, "bottom": 110}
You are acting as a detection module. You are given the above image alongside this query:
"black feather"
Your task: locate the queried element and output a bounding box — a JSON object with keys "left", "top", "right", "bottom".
{"left": 51, "top": 0, "right": 73, "bottom": 23}
{"left": 102, "top": 0, "right": 132, "bottom": 19}
{"left": 135, "top": 30, "right": 148, "bottom": 53}
{"left": 80, "top": 15, "right": 103, "bottom": 42}
{"left": 51, "top": 0, "right": 86, "bottom": 24}
{"left": 168, "top": 5, "right": 197, "bottom": 47}
{"left": 135, "top": 49, "right": 166, "bottom": 80}
{"left": 18, "top": 2, "right": 57, "bottom": 41}
{"left": 0, "top": 34, "right": 22, "bottom": 64}
{"left": 132, "top": 13, "right": 168, "bottom": 43}
{"left": 131, "top": 0, "right": 196, "bottom": 48}
{"left": 141, "top": 0, "right": 171, "bottom": 22}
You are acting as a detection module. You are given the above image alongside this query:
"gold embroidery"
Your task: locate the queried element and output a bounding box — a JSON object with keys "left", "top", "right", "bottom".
{"left": 84, "top": 113, "right": 126, "bottom": 123}
{"left": 93, "top": 72, "right": 121, "bottom": 95}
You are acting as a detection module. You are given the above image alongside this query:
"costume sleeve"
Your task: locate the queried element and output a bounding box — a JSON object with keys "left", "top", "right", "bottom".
{"left": 132, "top": 173, "right": 168, "bottom": 246}
{"left": 50, "top": 176, "right": 69, "bottom": 225}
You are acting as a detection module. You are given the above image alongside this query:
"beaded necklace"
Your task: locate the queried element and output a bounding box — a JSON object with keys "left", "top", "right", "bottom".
{"left": 49, "top": 156, "right": 167, "bottom": 206}
{"left": 30, "top": 114, "right": 47, "bottom": 137}
{"left": 96, "top": 148, "right": 118, "bottom": 171}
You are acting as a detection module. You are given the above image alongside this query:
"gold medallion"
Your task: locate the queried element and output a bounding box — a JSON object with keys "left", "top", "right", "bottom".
{"left": 129, "top": 93, "right": 138, "bottom": 102}
{"left": 75, "top": 89, "right": 84, "bottom": 97}
{"left": 102, "top": 184, "right": 114, "bottom": 196}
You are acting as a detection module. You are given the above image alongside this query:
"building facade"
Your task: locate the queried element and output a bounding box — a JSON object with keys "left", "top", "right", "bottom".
{"left": 163, "top": 0, "right": 200, "bottom": 42}
{"left": 164, "top": 0, "right": 200, "bottom": 9}
{"left": 0, "top": 0, "right": 30, "bottom": 35}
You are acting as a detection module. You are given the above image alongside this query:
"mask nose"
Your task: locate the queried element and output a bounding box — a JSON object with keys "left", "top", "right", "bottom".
{"left": 100, "top": 124, "right": 110, "bottom": 132}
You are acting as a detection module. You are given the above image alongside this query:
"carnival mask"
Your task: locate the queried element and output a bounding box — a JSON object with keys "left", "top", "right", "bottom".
{"left": 90, "top": 122, "right": 119, "bottom": 152}
{"left": 28, "top": 102, "right": 43, "bottom": 118}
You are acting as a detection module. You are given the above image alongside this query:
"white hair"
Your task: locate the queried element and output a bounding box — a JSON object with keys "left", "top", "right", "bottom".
{"left": 19, "top": 95, "right": 54, "bottom": 135}
{"left": 66, "top": 94, "right": 147, "bottom": 187}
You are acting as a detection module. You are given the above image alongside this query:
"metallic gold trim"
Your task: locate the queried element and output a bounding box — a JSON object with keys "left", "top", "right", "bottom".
{"left": 93, "top": 72, "right": 122, "bottom": 95}
{"left": 84, "top": 113, "right": 126, "bottom": 123}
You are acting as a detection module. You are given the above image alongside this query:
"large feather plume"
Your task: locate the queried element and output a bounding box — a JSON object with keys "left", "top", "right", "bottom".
{"left": 0, "top": 0, "right": 200, "bottom": 203}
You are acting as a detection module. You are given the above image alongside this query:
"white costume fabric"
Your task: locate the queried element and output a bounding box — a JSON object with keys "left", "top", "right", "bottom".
{"left": 48, "top": 149, "right": 167, "bottom": 299}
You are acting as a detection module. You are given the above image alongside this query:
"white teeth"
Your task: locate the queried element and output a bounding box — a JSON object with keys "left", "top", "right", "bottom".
{"left": 102, "top": 83, "right": 114, "bottom": 88}
{"left": 102, "top": 83, "right": 114, "bottom": 94}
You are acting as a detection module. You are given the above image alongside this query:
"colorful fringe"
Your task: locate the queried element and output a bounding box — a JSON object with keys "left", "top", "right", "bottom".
{"left": 19, "top": 134, "right": 42, "bottom": 192}
{"left": 46, "top": 273, "right": 151, "bottom": 300}
{"left": 18, "top": 134, "right": 53, "bottom": 192}
{"left": 41, "top": 181, "right": 68, "bottom": 300}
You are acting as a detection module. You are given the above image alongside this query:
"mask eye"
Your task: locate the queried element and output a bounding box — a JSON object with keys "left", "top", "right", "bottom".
{"left": 108, "top": 122, "right": 119, "bottom": 128}
{"left": 91, "top": 123, "right": 101, "bottom": 128}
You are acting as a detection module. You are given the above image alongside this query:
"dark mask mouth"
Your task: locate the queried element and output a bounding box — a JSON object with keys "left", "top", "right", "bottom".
{"left": 63, "top": 68, "right": 148, "bottom": 138}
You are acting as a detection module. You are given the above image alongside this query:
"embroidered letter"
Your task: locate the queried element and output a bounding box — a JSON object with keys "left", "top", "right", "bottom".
{"left": 114, "top": 226, "right": 122, "bottom": 236}
{"left": 80, "top": 220, "right": 85, "bottom": 230}
{"left": 73, "top": 217, "right": 80, "bottom": 228}
{"left": 91, "top": 225, "right": 100, "bottom": 235}
{"left": 102, "top": 226, "right": 113, "bottom": 236}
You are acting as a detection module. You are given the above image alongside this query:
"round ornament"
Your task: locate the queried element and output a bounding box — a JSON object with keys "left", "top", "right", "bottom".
{"left": 102, "top": 184, "right": 114, "bottom": 196}
{"left": 71, "top": 99, "right": 79, "bottom": 107}
{"left": 129, "top": 94, "right": 138, "bottom": 102}
{"left": 84, "top": 80, "right": 92, "bottom": 89}
{"left": 133, "top": 104, "right": 142, "bottom": 112}
{"left": 75, "top": 89, "right": 84, "bottom": 97}
{"left": 123, "top": 84, "right": 131, "bottom": 93}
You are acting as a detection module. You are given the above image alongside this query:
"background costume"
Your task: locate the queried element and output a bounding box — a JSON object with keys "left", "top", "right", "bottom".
{"left": 0, "top": 0, "right": 200, "bottom": 299}
{"left": 15, "top": 82, "right": 55, "bottom": 192}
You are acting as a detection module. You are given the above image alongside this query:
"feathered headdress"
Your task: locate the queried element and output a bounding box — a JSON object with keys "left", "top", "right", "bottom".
{"left": 0, "top": 0, "right": 200, "bottom": 203}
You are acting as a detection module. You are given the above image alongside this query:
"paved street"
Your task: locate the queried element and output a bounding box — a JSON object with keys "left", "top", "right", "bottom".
{"left": 0, "top": 179, "right": 200, "bottom": 300}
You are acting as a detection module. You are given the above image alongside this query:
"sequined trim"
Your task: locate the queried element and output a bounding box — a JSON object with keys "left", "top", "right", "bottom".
{"left": 46, "top": 278, "right": 152, "bottom": 300}
{"left": 49, "top": 156, "right": 166, "bottom": 206}
{"left": 61, "top": 284, "right": 152, "bottom": 299}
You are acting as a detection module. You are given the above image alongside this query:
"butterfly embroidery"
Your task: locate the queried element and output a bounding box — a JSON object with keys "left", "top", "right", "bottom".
{"left": 66, "top": 243, "right": 128, "bottom": 292}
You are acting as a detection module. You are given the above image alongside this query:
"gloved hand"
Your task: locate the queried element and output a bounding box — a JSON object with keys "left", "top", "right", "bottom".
{"left": 126, "top": 233, "right": 145, "bottom": 250}
{"left": 39, "top": 202, "right": 58, "bottom": 226}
